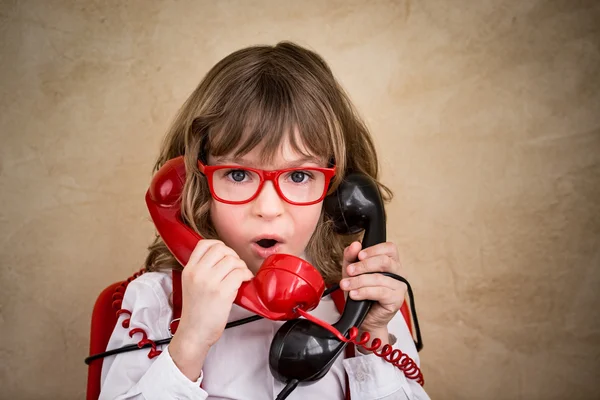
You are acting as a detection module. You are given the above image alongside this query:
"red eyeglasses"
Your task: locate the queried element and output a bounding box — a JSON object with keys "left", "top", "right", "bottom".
{"left": 197, "top": 160, "right": 336, "bottom": 206}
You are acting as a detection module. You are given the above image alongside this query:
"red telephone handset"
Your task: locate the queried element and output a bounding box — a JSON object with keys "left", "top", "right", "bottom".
{"left": 145, "top": 156, "right": 325, "bottom": 320}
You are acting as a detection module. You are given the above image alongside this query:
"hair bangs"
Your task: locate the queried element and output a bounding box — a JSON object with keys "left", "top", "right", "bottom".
{"left": 206, "top": 69, "right": 336, "bottom": 166}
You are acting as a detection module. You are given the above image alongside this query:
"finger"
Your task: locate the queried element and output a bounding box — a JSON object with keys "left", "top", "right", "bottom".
{"left": 221, "top": 267, "right": 254, "bottom": 295}
{"left": 342, "top": 242, "right": 362, "bottom": 279}
{"left": 343, "top": 241, "right": 363, "bottom": 265}
{"left": 186, "top": 239, "right": 225, "bottom": 268}
{"left": 209, "top": 256, "right": 250, "bottom": 284}
{"left": 340, "top": 272, "right": 404, "bottom": 293}
{"left": 347, "top": 285, "right": 403, "bottom": 307}
{"left": 357, "top": 242, "right": 400, "bottom": 263}
{"left": 347, "top": 254, "right": 399, "bottom": 276}
{"left": 195, "top": 242, "right": 239, "bottom": 271}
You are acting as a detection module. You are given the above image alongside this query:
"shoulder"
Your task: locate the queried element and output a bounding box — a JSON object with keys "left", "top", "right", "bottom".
{"left": 123, "top": 270, "right": 173, "bottom": 302}
{"left": 120, "top": 271, "right": 174, "bottom": 336}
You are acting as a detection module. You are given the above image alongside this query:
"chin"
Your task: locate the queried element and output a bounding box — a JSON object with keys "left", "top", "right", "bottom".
{"left": 243, "top": 255, "right": 263, "bottom": 275}
{"left": 248, "top": 263, "right": 261, "bottom": 275}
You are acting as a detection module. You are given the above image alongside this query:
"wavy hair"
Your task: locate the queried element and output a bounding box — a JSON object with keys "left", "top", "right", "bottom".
{"left": 145, "top": 41, "right": 392, "bottom": 285}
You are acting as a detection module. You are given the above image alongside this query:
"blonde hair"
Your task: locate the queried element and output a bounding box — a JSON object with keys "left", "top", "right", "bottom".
{"left": 145, "top": 41, "right": 391, "bottom": 285}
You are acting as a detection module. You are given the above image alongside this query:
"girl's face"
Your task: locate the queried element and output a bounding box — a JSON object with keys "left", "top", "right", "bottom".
{"left": 208, "top": 136, "right": 326, "bottom": 274}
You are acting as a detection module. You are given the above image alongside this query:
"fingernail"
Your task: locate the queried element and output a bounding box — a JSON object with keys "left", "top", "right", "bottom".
{"left": 347, "top": 264, "right": 355, "bottom": 275}
{"left": 358, "top": 251, "right": 366, "bottom": 259}
{"left": 350, "top": 290, "right": 358, "bottom": 297}
{"left": 341, "top": 279, "right": 350, "bottom": 289}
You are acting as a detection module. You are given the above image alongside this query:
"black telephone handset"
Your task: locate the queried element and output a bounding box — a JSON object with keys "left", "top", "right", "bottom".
{"left": 269, "top": 173, "right": 386, "bottom": 386}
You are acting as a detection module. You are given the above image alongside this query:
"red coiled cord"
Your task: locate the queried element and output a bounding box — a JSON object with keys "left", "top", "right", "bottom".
{"left": 129, "top": 328, "right": 162, "bottom": 358}
{"left": 347, "top": 327, "right": 423, "bottom": 385}
{"left": 111, "top": 268, "right": 162, "bottom": 359}
{"left": 296, "top": 309, "right": 424, "bottom": 386}
{"left": 112, "top": 268, "right": 146, "bottom": 329}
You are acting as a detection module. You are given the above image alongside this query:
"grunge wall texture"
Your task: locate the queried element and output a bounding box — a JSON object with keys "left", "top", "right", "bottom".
{"left": 1, "top": 1, "right": 599, "bottom": 399}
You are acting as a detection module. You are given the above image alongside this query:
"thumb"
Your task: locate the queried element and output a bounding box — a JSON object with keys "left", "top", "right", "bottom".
{"left": 342, "top": 241, "right": 362, "bottom": 279}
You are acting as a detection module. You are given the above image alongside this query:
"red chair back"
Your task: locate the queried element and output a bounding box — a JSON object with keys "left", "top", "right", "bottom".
{"left": 86, "top": 281, "right": 123, "bottom": 400}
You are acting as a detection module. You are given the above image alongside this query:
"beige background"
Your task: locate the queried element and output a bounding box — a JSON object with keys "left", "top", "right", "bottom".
{"left": 1, "top": 0, "right": 599, "bottom": 399}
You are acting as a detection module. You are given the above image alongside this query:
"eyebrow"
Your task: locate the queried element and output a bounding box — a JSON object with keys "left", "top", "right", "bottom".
{"left": 213, "top": 156, "right": 325, "bottom": 169}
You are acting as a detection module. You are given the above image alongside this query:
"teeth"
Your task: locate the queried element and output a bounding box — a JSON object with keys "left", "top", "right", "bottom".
{"left": 257, "top": 239, "right": 277, "bottom": 248}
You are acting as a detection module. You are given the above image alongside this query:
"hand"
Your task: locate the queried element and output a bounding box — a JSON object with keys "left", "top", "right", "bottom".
{"left": 169, "top": 239, "right": 253, "bottom": 380}
{"left": 340, "top": 241, "right": 407, "bottom": 335}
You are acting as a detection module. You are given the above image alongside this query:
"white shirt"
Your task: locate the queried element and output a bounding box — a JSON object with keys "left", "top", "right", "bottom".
{"left": 99, "top": 272, "right": 430, "bottom": 400}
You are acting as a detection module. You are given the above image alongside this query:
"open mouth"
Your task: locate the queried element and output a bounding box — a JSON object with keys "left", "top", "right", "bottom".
{"left": 251, "top": 236, "right": 284, "bottom": 258}
{"left": 256, "top": 238, "right": 278, "bottom": 248}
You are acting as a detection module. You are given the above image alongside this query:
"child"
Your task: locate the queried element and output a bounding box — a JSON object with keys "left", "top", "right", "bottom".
{"left": 99, "top": 41, "right": 429, "bottom": 400}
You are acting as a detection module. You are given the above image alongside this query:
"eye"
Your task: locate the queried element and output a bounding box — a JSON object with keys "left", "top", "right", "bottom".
{"left": 227, "top": 170, "right": 248, "bottom": 182}
{"left": 289, "top": 171, "right": 311, "bottom": 183}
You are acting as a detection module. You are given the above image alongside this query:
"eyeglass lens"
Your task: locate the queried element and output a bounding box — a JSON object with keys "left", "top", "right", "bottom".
{"left": 211, "top": 168, "right": 326, "bottom": 203}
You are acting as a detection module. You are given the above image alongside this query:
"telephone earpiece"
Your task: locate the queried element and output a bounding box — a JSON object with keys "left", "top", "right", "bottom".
{"left": 146, "top": 156, "right": 197, "bottom": 267}
{"left": 268, "top": 173, "right": 386, "bottom": 383}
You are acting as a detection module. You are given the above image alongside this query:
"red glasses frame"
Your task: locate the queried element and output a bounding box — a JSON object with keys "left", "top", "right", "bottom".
{"left": 197, "top": 160, "right": 336, "bottom": 206}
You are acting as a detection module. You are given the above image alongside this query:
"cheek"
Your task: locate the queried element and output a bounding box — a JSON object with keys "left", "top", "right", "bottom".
{"left": 291, "top": 204, "right": 323, "bottom": 244}
{"left": 210, "top": 201, "right": 245, "bottom": 243}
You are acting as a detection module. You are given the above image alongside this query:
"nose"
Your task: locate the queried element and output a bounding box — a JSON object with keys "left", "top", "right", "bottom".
{"left": 252, "top": 180, "right": 284, "bottom": 219}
